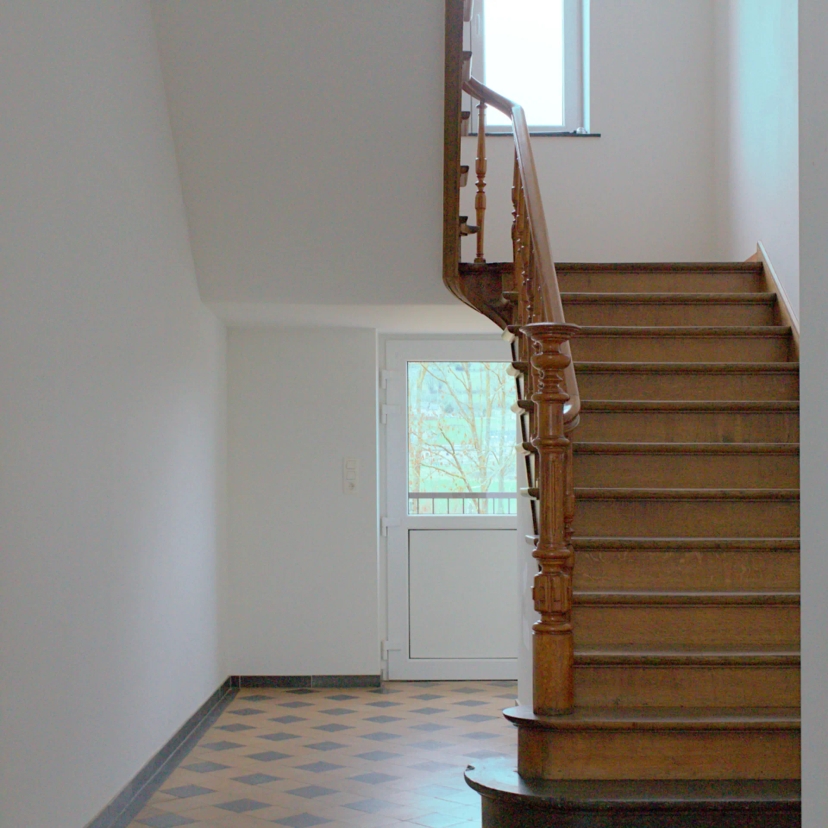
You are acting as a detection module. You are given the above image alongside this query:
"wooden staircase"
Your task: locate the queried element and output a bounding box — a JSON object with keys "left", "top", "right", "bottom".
{"left": 507, "top": 261, "right": 801, "bottom": 786}
{"left": 442, "top": 1, "right": 800, "bottom": 823}
{"left": 469, "top": 260, "right": 802, "bottom": 826}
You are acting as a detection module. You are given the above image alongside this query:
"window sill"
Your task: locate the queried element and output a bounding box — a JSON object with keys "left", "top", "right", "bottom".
{"left": 468, "top": 131, "right": 601, "bottom": 138}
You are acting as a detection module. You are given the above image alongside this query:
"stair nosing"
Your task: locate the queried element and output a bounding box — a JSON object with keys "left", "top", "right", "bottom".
{"left": 555, "top": 262, "right": 765, "bottom": 272}
{"left": 574, "top": 648, "right": 800, "bottom": 666}
{"left": 573, "top": 442, "right": 799, "bottom": 455}
{"left": 562, "top": 291, "right": 776, "bottom": 305}
{"left": 575, "top": 487, "right": 799, "bottom": 501}
{"left": 573, "top": 590, "right": 800, "bottom": 606}
{"left": 504, "top": 704, "right": 800, "bottom": 731}
{"left": 576, "top": 325, "right": 790, "bottom": 337}
{"left": 581, "top": 400, "right": 799, "bottom": 411}
{"left": 465, "top": 761, "right": 801, "bottom": 807}
{"left": 572, "top": 537, "right": 800, "bottom": 551}
{"left": 576, "top": 362, "right": 799, "bottom": 373}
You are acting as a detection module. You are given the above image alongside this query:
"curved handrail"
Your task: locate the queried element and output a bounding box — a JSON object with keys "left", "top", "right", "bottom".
{"left": 463, "top": 76, "right": 581, "bottom": 426}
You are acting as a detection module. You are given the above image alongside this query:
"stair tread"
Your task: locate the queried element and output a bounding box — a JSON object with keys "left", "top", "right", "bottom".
{"left": 504, "top": 705, "right": 800, "bottom": 729}
{"left": 573, "top": 537, "right": 800, "bottom": 550}
{"left": 575, "top": 487, "right": 799, "bottom": 500}
{"left": 575, "top": 647, "right": 800, "bottom": 665}
{"left": 563, "top": 291, "right": 776, "bottom": 304}
{"left": 574, "top": 590, "right": 799, "bottom": 605}
{"left": 577, "top": 325, "right": 790, "bottom": 337}
{"left": 582, "top": 399, "right": 798, "bottom": 410}
{"left": 508, "top": 708, "right": 802, "bottom": 729}
{"left": 466, "top": 758, "right": 801, "bottom": 807}
{"left": 577, "top": 361, "right": 799, "bottom": 372}
{"left": 573, "top": 442, "right": 799, "bottom": 454}
{"left": 556, "top": 262, "right": 764, "bottom": 273}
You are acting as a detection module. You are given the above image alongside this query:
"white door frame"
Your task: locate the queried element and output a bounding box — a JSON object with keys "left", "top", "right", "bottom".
{"left": 381, "top": 336, "right": 518, "bottom": 680}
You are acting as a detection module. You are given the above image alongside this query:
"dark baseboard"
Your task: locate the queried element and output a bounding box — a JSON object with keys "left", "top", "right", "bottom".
{"left": 85, "top": 678, "right": 237, "bottom": 828}
{"left": 232, "top": 674, "right": 381, "bottom": 688}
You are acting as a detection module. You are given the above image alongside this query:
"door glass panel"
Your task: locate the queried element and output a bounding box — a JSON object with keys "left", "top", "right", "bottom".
{"left": 407, "top": 361, "right": 517, "bottom": 515}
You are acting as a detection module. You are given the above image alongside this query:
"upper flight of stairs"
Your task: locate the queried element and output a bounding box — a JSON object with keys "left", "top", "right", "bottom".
{"left": 507, "top": 261, "right": 800, "bottom": 786}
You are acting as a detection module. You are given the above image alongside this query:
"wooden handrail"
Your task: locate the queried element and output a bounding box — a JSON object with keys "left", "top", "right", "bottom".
{"left": 463, "top": 76, "right": 581, "bottom": 427}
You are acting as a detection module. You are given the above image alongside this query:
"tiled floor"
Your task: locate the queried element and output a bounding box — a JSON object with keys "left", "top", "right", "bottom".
{"left": 129, "top": 681, "right": 518, "bottom": 828}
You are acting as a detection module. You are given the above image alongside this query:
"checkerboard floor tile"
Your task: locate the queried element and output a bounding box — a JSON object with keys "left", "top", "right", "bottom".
{"left": 130, "top": 681, "right": 518, "bottom": 828}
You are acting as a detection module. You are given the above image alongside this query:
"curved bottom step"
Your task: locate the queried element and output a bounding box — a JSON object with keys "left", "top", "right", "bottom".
{"left": 465, "top": 758, "right": 801, "bottom": 827}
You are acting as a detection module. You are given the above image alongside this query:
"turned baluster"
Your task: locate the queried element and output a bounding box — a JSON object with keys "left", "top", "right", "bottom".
{"left": 521, "top": 322, "right": 580, "bottom": 716}
{"left": 474, "top": 101, "right": 487, "bottom": 263}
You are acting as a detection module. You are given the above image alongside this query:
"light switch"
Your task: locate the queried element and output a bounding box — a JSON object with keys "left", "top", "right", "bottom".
{"left": 343, "top": 458, "right": 359, "bottom": 493}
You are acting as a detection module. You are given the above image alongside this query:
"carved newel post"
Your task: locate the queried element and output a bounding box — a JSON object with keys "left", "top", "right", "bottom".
{"left": 520, "top": 322, "right": 580, "bottom": 716}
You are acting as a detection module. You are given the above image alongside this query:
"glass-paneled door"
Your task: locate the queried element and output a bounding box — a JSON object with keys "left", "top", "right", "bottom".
{"left": 382, "top": 338, "right": 519, "bottom": 680}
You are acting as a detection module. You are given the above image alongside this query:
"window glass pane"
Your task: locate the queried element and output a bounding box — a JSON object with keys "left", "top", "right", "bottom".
{"left": 407, "top": 362, "right": 517, "bottom": 515}
{"left": 483, "top": 0, "right": 564, "bottom": 127}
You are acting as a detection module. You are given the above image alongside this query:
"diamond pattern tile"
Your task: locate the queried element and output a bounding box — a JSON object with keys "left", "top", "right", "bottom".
{"left": 286, "top": 785, "right": 337, "bottom": 799}
{"left": 296, "top": 761, "right": 343, "bottom": 773}
{"left": 137, "top": 815, "right": 196, "bottom": 828}
{"left": 180, "top": 761, "right": 228, "bottom": 773}
{"left": 351, "top": 772, "right": 399, "bottom": 784}
{"left": 247, "top": 750, "right": 290, "bottom": 761}
{"left": 274, "top": 814, "right": 332, "bottom": 828}
{"left": 215, "top": 797, "right": 269, "bottom": 812}
{"left": 160, "top": 785, "right": 214, "bottom": 798}
{"left": 125, "top": 680, "right": 516, "bottom": 828}
{"left": 259, "top": 731, "right": 299, "bottom": 741}
{"left": 233, "top": 772, "right": 282, "bottom": 785}
{"left": 356, "top": 750, "right": 401, "bottom": 761}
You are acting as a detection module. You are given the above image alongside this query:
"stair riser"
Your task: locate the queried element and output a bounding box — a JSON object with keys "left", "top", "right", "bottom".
{"left": 577, "top": 371, "right": 798, "bottom": 401}
{"left": 572, "top": 337, "right": 789, "bottom": 363}
{"left": 556, "top": 270, "right": 765, "bottom": 294}
{"left": 576, "top": 411, "right": 798, "bottom": 443}
{"left": 573, "top": 453, "right": 800, "bottom": 489}
{"left": 479, "top": 794, "right": 801, "bottom": 828}
{"left": 575, "top": 665, "right": 800, "bottom": 708}
{"left": 574, "top": 549, "right": 800, "bottom": 592}
{"left": 577, "top": 499, "right": 799, "bottom": 538}
{"left": 518, "top": 728, "right": 800, "bottom": 780}
{"left": 563, "top": 302, "right": 775, "bottom": 327}
{"left": 574, "top": 605, "right": 799, "bottom": 648}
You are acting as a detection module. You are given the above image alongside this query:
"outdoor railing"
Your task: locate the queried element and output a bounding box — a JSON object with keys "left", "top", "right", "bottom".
{"left": 408, "top": 491, "right": 517, "bottom": 516}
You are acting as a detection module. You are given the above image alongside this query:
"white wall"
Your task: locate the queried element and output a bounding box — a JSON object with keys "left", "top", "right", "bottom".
{"left": 0, "top": 4, "right": 226, "bottom": 827}
{"left": 462, "top": 0, "right": 719, "bottom": 264}
{"left": 714, "top": 0, "right": 799, "bottom": 321}
{"left": 799, "top": 2, "right": 828, "bottom": 824}
{"left": 227, "top": 328, "right": 379, "bottom": 676}
{"left": 152, "top": 0, "right": 448, "bottom": 305}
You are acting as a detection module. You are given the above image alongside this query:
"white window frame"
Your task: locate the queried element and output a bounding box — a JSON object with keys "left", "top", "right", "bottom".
{"left": 467, "top": 0, "right": 590, "bottom": 134}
